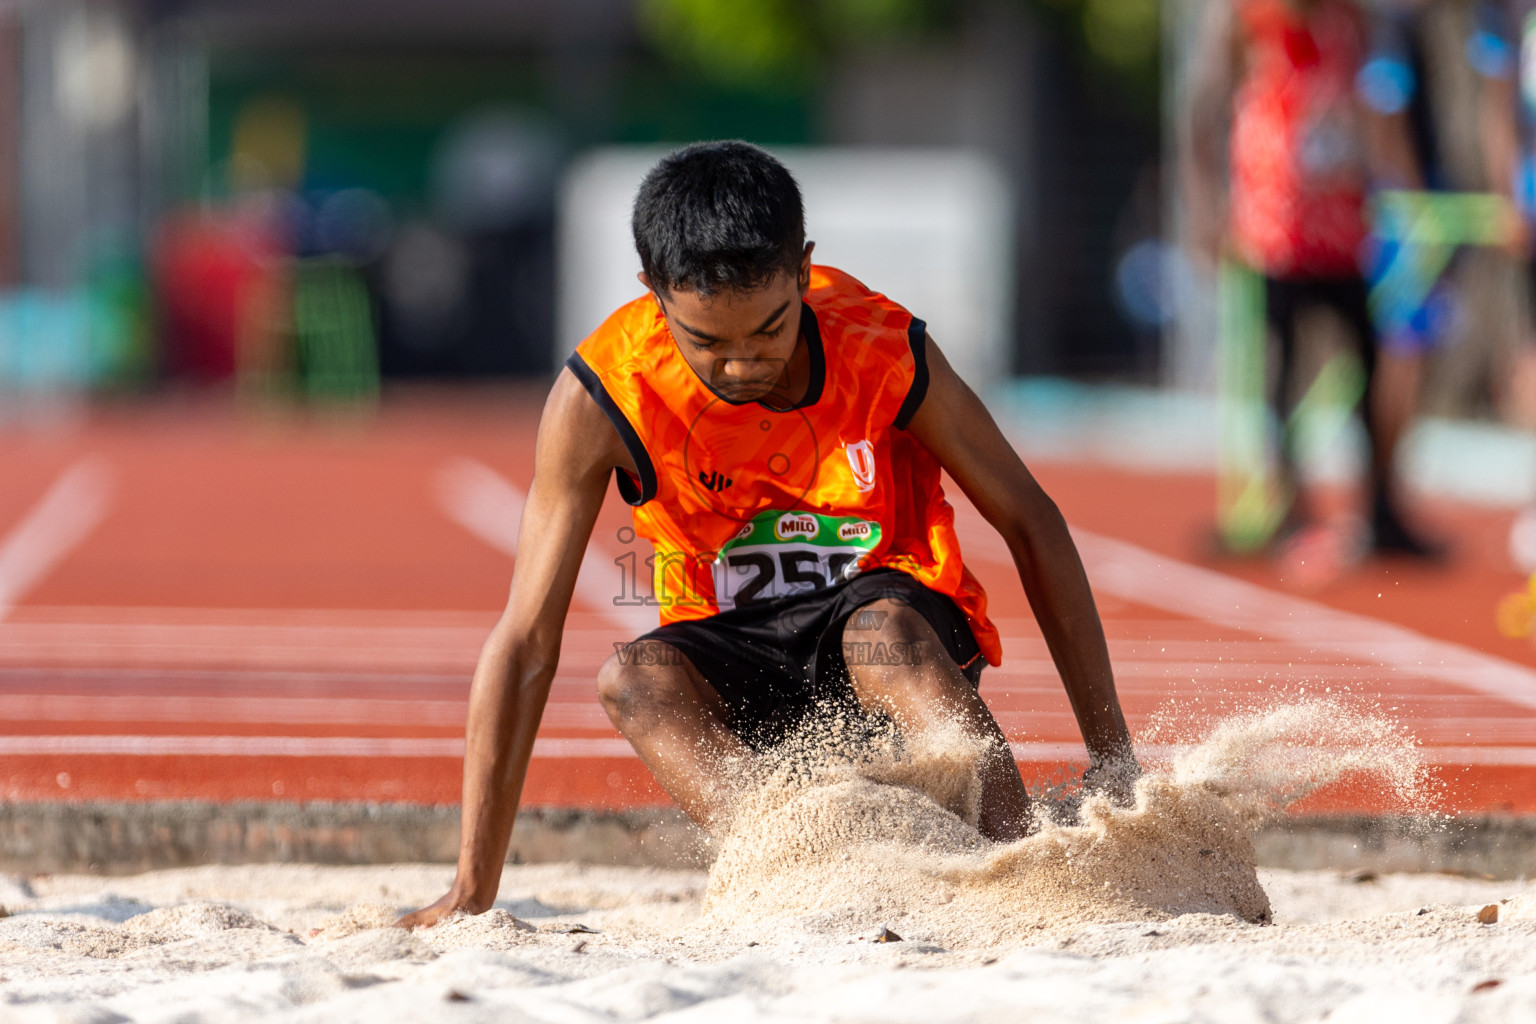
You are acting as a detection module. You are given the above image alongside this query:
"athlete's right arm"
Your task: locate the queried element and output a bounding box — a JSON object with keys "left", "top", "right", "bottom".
{"left": 397, "top": 368, "right": 631, "bottom": 930}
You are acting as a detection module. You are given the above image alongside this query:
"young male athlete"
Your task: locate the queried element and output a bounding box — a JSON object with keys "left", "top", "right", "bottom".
{"left": 400, "top": 141, "right": 1136, "bottom": 929}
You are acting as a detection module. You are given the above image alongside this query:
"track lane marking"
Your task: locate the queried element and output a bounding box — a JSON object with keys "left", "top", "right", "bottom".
{"left": 0, "top": 459, "right": 112, "bottom": 622}
{"left": 0, "top": 695, "right": 614, "bottom": 728}
{"left": 0, "top": 735, "right": 633, "bottom": 758}
{"left": 0, "top": 734, "right": 1525, "bottom": 766}
{"left": 9, "top": 700, "right": 1523, "bottom": 740}
{"left": 435, "top": 457, "right": 655, "bottom": 636}
{"left": 1003, "top": 741, "right": 1536, "bottom": 767}
{"left": 953, "top": 507, "right": 1536, "bottom": 714}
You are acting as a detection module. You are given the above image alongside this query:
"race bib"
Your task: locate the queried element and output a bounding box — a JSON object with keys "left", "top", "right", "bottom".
{"left": 712, "top": 510, "right": 882, "bottom": 610}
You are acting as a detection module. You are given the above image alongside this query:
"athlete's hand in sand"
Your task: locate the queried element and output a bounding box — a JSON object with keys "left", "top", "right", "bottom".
{"left": 1082, "top": 753, "right": 1141, "bottom": 807}
{"left": 395, "top": 887, "right": 487, "bottom": 931}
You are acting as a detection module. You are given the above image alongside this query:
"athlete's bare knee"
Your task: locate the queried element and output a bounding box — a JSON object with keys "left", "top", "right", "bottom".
{"left": 596, "top": 651, "right": 657, "bottom": 723}
{"left": 843, "top": 599, "right": 953, "bottom": 679}
{"left": 841, "top": 598, "right": 983, "bottom": 730}
{"left": 841, "top": 597, "right": 927, "bottom": 645}
{"left": 597, "top": 641, "right": 692, "bottom": 727}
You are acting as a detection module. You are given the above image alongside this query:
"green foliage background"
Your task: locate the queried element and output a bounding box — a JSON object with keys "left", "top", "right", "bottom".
{"left": 637, "top": 0, "right": 1160, "bottom": 98}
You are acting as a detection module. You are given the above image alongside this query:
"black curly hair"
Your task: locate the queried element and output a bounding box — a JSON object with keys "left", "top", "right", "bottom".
{"left": 632, "top": 140, "right": 806, "bottom": 295}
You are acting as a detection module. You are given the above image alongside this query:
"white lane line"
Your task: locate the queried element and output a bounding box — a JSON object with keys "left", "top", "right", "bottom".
{"left": 11, "top": 692, "right": 1523, "bottom": 741}
{"left": 435, "top": 457, "right": 523, "bottom": 559}
{"left": 986, "top": 658, "right": 1429, "bottom": 681}
{"left": 6, "top": 606, "right": 498, "bottom": 628}
{"left": 997, "top": 636, "right": 1449, "bottom": 660}
{"left": 435, "top": 457, "right": 655, "bottom": 637}
{"left": 0, "top": 733, "right": 1522, "bottom": 766}
{"left": 953, "top": 508, "right": 1536, "bottom": 713}
{"left": 1007, "top": 741, "right": 1536, "bottom": 767}
{"left": 0, "top": 695, "right": 611, "bottom": 729}
{"left": 0, "top": 735, "right": 634, "bottom": 758}
{"left": 0, "top": 459, "right": 112, "bottom": 622}
{"left": 1009, "top": 741, "right": 1114, "bottom": 762}
{"left": 0, "top": 621, "right": 489, "bottom": 671}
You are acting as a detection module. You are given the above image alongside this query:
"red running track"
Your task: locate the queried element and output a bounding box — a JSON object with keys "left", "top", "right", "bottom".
{"left": 3, "top": 391, "right": 1536, "bottom": 813}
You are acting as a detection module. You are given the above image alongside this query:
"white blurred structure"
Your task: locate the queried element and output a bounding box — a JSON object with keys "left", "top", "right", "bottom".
{"left": 18, "top": 2, "right": 140, "bottom": 290}
{"left": 557, "top": 147, "right": 1015, "bottom": 393}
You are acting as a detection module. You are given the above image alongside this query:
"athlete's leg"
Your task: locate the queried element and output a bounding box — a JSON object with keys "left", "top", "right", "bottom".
{"left": 838, "top": 597, "right": 1032, "bottom": 842}
{"left": 1264, "top": 276, "right": 1308, "bottom": 529}
{"left": 596, "top": 639, "right": 751, "bottom": 835}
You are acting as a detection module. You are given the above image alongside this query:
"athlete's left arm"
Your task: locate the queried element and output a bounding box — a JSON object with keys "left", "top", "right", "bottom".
{"left": 907, "top": 334, "right": 1138, "bottom": 792}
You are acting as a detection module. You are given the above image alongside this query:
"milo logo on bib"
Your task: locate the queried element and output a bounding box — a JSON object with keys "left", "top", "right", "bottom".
{"left": 775, "top": 513, "right": 819, "bottom": 540}
{"left": 837, "top": 521, "right": 872, "bottom": 542}
{"left": 715, "top": 510, "right": 882, "bottom": 610}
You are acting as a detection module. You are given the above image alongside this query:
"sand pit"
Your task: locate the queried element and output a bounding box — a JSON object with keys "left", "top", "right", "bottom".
{"left": 5, "top": 701, "right": 1533, "bottom": 1021}
{"left": 4, "top": 861, "right": 1536, "bottom": 1021}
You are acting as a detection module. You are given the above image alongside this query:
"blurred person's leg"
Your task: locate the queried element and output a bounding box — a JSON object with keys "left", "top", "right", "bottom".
{"left": 1370, "top": 348, "right": 1422, "bottom": 489}
{"left": 1502, "top": 263, "right": 1536, "bottom": 573}
{"left": 1264, "top": 276, "right": 1309, "bottom": 534}
{"left": 1503, "top": 342, "right": 1536, "bottom": 429}
{"left": 1216, "top": 261, "right": 1285, "bottom": 553}
{"left": 1335, "top": 276, "right": 1444, "bottom": 558}
{"left": 1500, "top": 262, "right": 1536, "bottom": 431}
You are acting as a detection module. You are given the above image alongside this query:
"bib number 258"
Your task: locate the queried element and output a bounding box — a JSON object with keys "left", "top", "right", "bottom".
{"left": 723, "top": 549, "right": 860, "bottom": 606}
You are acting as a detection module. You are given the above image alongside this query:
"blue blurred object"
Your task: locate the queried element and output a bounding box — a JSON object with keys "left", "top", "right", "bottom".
{"left": 1363, "top": 234, "right": 1459, "bottom": 354}
{"left": 0, "top": 289, "right": 133, "bottom": 393}
{"left": 1356, "top": 56, "right": 1415, "bottom": 115}
{"left": 1366, "top": 190, "right": 1512, "bottom": 355}
{"left": 1114, "top": 240, "right": 1188, "bottom": 329}
{"left": 314, "top": 188, "right": 395, "bottom": 263}
{"left": 1466, "top": 27, "right": 1514, "bottom": 80}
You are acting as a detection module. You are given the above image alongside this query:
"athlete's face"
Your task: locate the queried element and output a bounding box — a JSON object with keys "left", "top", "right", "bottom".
{"left": 643, "top": 244, "right": 815, "bottom": 407}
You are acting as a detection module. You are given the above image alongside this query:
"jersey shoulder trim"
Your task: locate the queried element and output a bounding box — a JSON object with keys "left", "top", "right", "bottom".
{"left": 893, "top": 317, "right": 929, "bottom": 430}
{"left": 565, "top": 351, "right": 658, "bottom": 506}
{"left": 806, "top": 265, "right": 926, "bottom": 430}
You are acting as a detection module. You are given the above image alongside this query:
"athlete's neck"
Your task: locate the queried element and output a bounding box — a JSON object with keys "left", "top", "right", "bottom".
{"left": 755, "top": 320, "right": 811, "bottom": 411}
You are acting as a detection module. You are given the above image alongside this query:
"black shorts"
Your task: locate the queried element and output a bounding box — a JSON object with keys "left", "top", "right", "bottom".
{"left": 637, "top": 568, "right": 985, "bottom": 749}
{"left": 1262, "top": 275, "right": 1376, "bottom": 359}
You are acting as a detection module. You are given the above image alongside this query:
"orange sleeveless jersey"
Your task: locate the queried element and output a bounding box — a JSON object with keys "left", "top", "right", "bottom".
{"left": 567, "top": 265, "right": 1001, "bottom": 667}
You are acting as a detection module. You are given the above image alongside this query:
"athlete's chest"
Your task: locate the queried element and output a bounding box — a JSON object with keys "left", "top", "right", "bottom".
{"left": 649, "top": 376, "right": 891, "bottom": 525}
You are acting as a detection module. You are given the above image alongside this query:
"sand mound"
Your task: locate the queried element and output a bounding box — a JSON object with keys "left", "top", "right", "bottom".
{"left": 701, "top": 699, "right": 1425, "bottom": 947}
{"left": 310, "top": 902, "right": 536, "bottom": 952}
{"left": 423, "top": 909, "right": 539, "bottom": 952}
{"left": 5, "top": 901, "right": 284, "bottom": 959}
{"left": 311, "top": 903, "right": 401, "bottom": 940}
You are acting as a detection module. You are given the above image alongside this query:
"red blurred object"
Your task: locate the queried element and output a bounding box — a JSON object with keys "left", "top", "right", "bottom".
{"left": 151, "top": 205, "right": 287, "bottom": 382}
{"left": 1229, "top": 0, "right": 1370, "bottom": 277}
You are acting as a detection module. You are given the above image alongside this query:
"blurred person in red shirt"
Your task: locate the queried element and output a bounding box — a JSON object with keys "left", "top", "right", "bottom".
{"left": 152, "top": 198, "right": 290, "bottom": 386}
{"left": 1186, "top": 0, "right": 1444, "bottom": 558}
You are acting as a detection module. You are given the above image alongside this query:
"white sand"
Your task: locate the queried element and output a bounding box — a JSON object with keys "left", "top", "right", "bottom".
{"left": 2, "top": 861, "right": 1535, "bottom": 1022}
{"left": 5, "top": 702, "right": 1524, "bottom": 1022}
